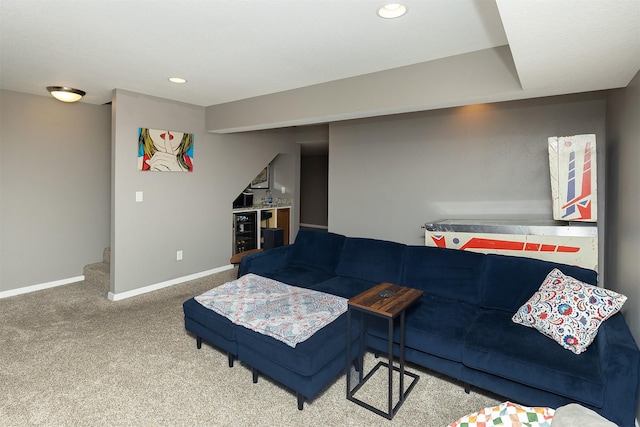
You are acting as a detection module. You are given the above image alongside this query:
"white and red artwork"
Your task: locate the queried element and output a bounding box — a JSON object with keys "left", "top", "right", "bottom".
{"left": 548, "top": 134, "right": 597, "bottom": 222}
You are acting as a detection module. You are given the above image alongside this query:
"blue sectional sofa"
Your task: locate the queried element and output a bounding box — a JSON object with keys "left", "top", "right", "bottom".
{"left": 184, "top": 230, "right": 639, "bottom": 425}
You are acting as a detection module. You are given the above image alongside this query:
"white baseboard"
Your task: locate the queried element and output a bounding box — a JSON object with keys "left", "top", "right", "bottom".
{"left": 0, "top": 275, "right": 85, "bottom": 299}
{"left": 107, "top": 264, "right": 235, "bottom": 301}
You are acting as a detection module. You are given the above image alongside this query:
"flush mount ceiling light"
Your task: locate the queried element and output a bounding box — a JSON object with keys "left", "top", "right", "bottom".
{"left": 377, "top": 3, "right": 407, "bottom": 19}
{"left": 168, "top": 77, "right": 187, "bottom": 84}
{"left": 46, "top": 86, "right": 86, "bottom": 103}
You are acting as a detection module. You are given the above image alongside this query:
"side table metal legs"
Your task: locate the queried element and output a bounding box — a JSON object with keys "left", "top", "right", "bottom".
{"left": 346, "top": 308, "right": 419, "bottom": 419}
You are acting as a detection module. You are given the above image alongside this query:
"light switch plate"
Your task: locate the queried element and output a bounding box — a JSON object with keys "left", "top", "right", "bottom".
{"left": 135, "top": 191, "right": 143, "bottom": 202}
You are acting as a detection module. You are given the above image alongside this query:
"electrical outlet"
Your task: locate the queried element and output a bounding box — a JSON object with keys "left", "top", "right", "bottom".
{"left": 176, "top": 250, "right": 183, "bottom": 261}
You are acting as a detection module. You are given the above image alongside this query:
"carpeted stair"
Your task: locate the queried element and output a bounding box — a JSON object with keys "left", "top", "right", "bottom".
{"left": 83, "top": 247, "right": 110, "bottom": 291}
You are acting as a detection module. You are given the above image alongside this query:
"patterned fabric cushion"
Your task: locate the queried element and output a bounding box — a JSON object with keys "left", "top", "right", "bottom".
{"left": 512, "top": 268, "right": 627, "bottom": 354}
{"left": 449, "top": 401, "right": 555, "bottom": 427}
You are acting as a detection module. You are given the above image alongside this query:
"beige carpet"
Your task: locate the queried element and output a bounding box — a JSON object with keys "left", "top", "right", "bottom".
{"left": 0, "top": 268, "right": 503, "bottom": 426}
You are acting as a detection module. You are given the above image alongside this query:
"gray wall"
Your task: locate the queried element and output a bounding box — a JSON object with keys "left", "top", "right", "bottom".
{"left": 111, "top": 90, "right": 299, "bottom": 296}
{"left": 606, "top": 71, "right": 640, "bottom": 420}
{"left": 300, "top": 155, "right": 329, "bottom": 227}
{"left": 0, "top": 90, "right": 111, "bottom": 292}
{"left": 329, "top": 93, "right": 606, "bottom": 246}
{"left": 271, "top": 153, "right": 297, "bottom": 201}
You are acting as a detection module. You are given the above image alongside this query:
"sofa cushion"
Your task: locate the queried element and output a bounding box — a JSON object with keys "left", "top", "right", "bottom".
{"left": 239, "top": 245, "right": 292, "bottom": 278}
{"left": 512, "top": 268, "right": 626, "bottom": 354}
{"left": 257, "top": 265, "right": 336, "bottom": 289}
{"left": 463, "top": 310, "right": 605, "bottom": 407}
{"left": 480, "top": 254, "right": 598, "bottom": 313}
{"left": 310, "top": 276, "right": 377, "bottom": 299}
{"left": 401, "top": 246, "right": 485, "bottom": 304}
{"left": 336, "top": 237, "right": 406, "bottom": 284}
{"left": 367, "top": 295, "right": 482, "bottom": 362}
{"left": 289, "top": 230, "right": 346, "bottom": 273}
{"left": 235, "top": 312, "right": 357, "bottom": 377}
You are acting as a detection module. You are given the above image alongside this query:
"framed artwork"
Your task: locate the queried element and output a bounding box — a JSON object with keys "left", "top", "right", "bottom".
{"left": 250, "top": 165, "right": 270, "bottom": 189}
{"left": 138, "top": 128, "right": 194, "bottom": 172}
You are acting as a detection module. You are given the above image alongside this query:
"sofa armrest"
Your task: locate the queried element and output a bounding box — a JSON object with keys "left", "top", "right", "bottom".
{"left": 238, "top": 245, "right": 293, "bottom": 277}
{"left": 596, "top": 312, "right": 640, "bottom": 426}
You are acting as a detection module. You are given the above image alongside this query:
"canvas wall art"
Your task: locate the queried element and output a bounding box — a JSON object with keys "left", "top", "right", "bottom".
{"left": 548, "top": 134, "right": 597, "bottom": 222}
{"left": 138, "top": 128, "right": 194, "bottom": 172}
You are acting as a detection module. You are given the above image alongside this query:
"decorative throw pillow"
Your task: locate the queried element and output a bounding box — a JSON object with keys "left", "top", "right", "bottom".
{"left": 448, "top": 401, "right": 555, "bottom": 427}
{"left": 512, "top": 268, "right": 626, "bottom": 354}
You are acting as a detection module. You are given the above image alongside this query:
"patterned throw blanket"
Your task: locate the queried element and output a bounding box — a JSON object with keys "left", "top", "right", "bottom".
{"left": 195, "top": 273, "right": 348, "bottom": 348}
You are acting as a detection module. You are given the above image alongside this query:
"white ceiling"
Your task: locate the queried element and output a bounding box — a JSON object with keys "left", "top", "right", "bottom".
{"left": 1, "top": 1, "right": 639, "bottom": 120}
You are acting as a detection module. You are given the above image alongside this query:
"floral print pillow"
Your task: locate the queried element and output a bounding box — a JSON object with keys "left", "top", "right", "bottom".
{"left": 512, "top": 268, "right": 626, "bottom": 354}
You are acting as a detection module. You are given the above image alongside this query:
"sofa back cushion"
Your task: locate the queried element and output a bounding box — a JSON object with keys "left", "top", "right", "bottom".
{"left": 480, "top": 253, "right": 598, "bottom": 312}
{"left": 401, "top": 246, "right": 485, "bottom": 304}
{"left": 289, "top": 230, "right": 346, "bottom": 273}
{"left": 336, "top": 237, "right": 406, "bottom": 284}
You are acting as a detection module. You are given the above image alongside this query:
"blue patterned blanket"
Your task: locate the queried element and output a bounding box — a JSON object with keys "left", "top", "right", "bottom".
{"left": 195, "top": 273, "right": 347, "bottom": 348}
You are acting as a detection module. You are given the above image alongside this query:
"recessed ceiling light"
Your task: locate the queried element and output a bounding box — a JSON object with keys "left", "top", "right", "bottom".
{"left": 168, "top": 77, "right": 187, "bottom": 84}
{"left": 377, "top": 3, "right": 407, "bottom": 19}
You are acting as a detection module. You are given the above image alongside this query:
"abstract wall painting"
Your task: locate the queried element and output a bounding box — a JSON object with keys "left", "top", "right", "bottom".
{"left": 548, "top": 134, "right": 597, "bottom": 222}
{"left": 138, "top": 128, "right": 194, "bottom": 172}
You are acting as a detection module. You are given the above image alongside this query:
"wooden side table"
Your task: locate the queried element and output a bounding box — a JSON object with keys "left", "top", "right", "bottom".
{"left": 346, "top": 282, "right": 423, "bottom": 419}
